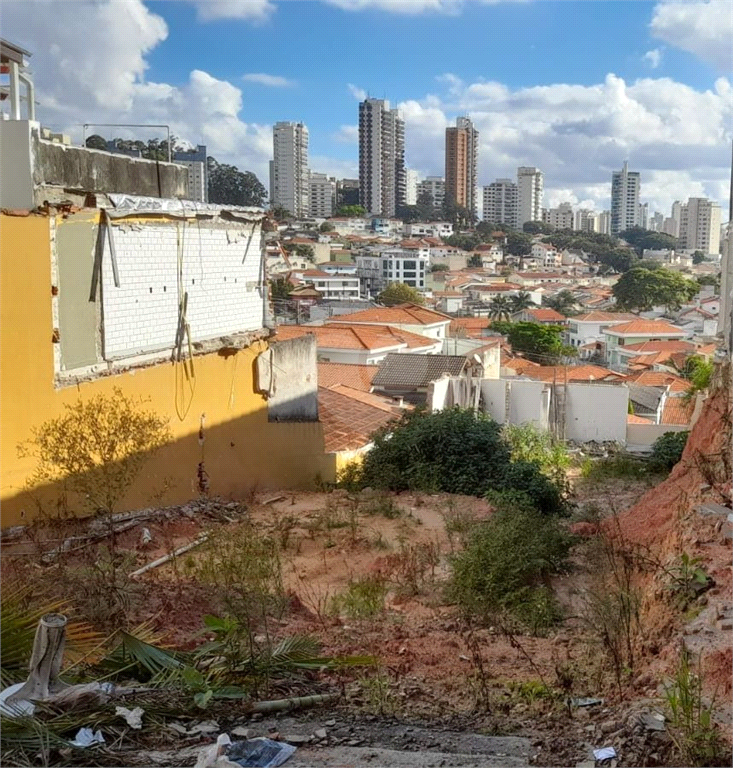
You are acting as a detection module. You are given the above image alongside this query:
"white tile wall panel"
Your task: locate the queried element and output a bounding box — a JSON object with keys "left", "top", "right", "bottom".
{"left": 101, "top": 223, "right": 263, "bottom": 359}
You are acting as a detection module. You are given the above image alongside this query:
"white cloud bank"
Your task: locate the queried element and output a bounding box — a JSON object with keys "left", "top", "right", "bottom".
{"left": 651, "top": 0, "right": 733, "bottom": 71}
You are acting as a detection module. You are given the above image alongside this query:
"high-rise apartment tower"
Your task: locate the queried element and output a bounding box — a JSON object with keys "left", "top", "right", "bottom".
{"left": 445, "top": 116, "right": 478, "bottom": 219}
{"left": 516, "top": 167, "right": 543, "bottom": 227}
{"left": 358, "top": 98, "right": 405, "bottom": 217}
{"left": 270, "top": 121, "right": 309, "bottom": 218}
{"left": 610, "top": 161, "right": 640, "bottom": 236}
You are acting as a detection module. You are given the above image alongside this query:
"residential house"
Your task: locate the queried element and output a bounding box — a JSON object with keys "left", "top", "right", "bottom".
{"left": 510, "top": 272, "right": 575, "bottom": 286}
{"left": 510, "top": 364, "right": 627, "bottom": 384}
{"left": 288, "top": 269, "right": 360, "bottom": 301}
{"left": 274, "top": 323, "right": 442, "bottom": 364}
{"left": 433, "top": 291, "right": 465, "bottom": 314}
{"left": 604, "top": 319, "right": 689, "bottom": 371}
{"left": 512, "top": 307, "right": 567, "bottom": 325}
{"left": 403, "top": 221, "right": 454, "bottom": 238}
{"left": 326, "top": 303, "right": 452, "bottom": 340}
{"left": 371, "top": 353, "right": 470, "bottom": 404}
{"left": 380, "top": 245, "right": 430, "bottom": 290}
{"left": 531, "top": 242, "right": 562, "bottom": 268}
{"left": 565, "top": 311, "right": 639, "bottom": 356}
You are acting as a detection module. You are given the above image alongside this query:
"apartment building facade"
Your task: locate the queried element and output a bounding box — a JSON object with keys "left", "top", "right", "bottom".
{"left": 483, "top": 179, "right": 518, "bottom": 227}
{"left": 517, "top": 166, "right": 543, "bottom": 227}
{"left": 445, "top": 116, "right": 478, "bottom": 219}
{"left": 270, "top": 121, "right": 309, "bottom": 218}
{"left": 679, "top": 197, "right": 722, "bottom": 254}
{"left": 358, "top": 98, "right": 406, "bottom": 217}
{"left": 610, "top": 161, "right": 640, "bottom": 236}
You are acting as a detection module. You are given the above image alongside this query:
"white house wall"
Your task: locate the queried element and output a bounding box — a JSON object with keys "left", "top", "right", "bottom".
{"left": 564, "top": 384, "right": 628, "bottom": 443}
{"left": 101, "top": 222, "right": 262, "bottom": 359}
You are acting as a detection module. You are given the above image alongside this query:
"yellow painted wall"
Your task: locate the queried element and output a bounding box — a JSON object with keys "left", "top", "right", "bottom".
{"left": 1, "top": 214, "right": 330, "bottom": 527}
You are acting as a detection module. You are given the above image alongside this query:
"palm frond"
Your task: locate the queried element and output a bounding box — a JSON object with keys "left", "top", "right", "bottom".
{"left": 1, "top": 582, "right": 104, "bottom": 687}
{"left": 99, "top": 631, "right": 189, "bottom": 681}
{"left": 246, "top": 636, "right": 374, "bottom": 673}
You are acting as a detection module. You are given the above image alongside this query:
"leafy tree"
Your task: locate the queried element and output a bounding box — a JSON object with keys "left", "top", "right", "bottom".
{"left": 208, "top": 157, "right": 267, "bottom": 207}
{"left": 524, "top": 221, "right": 554, "bottom": 235}
{"left": 696, "top": 274, "right": 720, "bottom": 289}
{"left": 505, "top": 230, "right": 533, "bottom": 258}
{"left": 692, "top": 250, "right": 706, "bottom": 265}
{"left": 489, "top": 319, "right": 514, "bottom": 336}
{"left": 468, "top": 254, "right": 483, "bottom": 268}
{"left": 85, "top": 134, "right": 108, "bottom": 151}
{"left": 506, "top": 322, "right": 567, "bottom": 363}
{"left": 441, "top": 201, "right": 474, "bottom": 231}
{"left": 446, "top": 233, "right": 481, "bottom": 251}
{"left": 681, "top": 356, "right": 713, "bottom": 402}
{"left": 377, "top": 282, "right": 424, "bottom": 306}
{"left": 476, "top": 220, "right": 505, "bottom": 241}
{"left": 543, "top": 289, "right": 576, "bottom": 316}
{"left": 270, "top": 278, "right": 292, "bottom": 300}
{"left": 612, "top": 266, "right": 698, "bottom": 311}
{"left": 416, "top": 191, "right": 439, "bottom": 221}
{"left": 358, "top": 408, "right": 566, "bottom": 514}
{"left": 283, "top": 243, "right": 315, "bottom": 261}
{"left": 271, "top": 206, "right": 291, "bottom": 221}
{"left": 488, "top": 296, "right": 512, "bottom": 321}
{"left": 396, "top": 204, "right": 422, "bottom": 223}
{"left": 430, "top": 263, "right": 450, "bottom": 272}
{"left": 110, "top": 135, "right": 188, "bottom": 161}
{"left": 336, "top": 205, "right": 366, "bottom": 217}
{"left": 619, "top": 227, "right": 678, "bottom": 256}
{"left": 319, "top": 221, "right": 334, "bottom": 233}
{"left": 509, "top": 291, "right": 534, "bottom": 313}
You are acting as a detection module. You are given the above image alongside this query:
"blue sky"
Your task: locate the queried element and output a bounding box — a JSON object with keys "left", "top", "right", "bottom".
{"left": 4, "top": 0, "right": 732, "bottom": 215}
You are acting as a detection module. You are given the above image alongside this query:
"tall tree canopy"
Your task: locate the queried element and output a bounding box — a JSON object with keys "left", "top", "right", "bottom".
{"left": 618, "top": 227, "right": 678, "bottom": 256}
{"left": 207, "top": 157, "right": 267, "bottom": 207}
{"left": 507, "top": 322, "right": 570, "bottom": 363}
{"left": 612, "top": 266, "right": 698, "bottom": 311}
{"left": 377, "top": 282, "right": 424, "bottom": 306}
{"left": 505, "top": 230, "right": 533, "bottom": 257}
{"left": 336, "top": 205, "right": 366, "bottom": 217}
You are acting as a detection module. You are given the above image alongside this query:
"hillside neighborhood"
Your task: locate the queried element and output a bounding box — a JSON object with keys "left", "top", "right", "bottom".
{"left": 1, "top": 25, "right": 732, "bottom": 768}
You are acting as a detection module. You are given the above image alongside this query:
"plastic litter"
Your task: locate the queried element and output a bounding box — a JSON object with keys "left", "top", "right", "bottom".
{"left": 227, "top": 737, "right": 297, "bottom": 768}
{"left": 195, "top": 734, "right": 232, "bottom": 768}
{"left": 593, "top": 746, "right": 617, "bottom": 761}
{"left": 70, "top": 728, "right": 105, "bottom": 748}
{"left": 0, "top": 683, "right": 35, "bottom": 717}
{"left": 115, "top": 705, "right": 144, "bottom": 729}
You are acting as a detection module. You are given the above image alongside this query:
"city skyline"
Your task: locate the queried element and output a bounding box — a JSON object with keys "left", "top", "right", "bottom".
{"left": 3, "top": 0, "right": 731, "bottom": 218}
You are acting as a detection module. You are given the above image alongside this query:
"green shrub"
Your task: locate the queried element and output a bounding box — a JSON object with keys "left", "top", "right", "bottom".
{"left": 331, "top": 576, "right": 387, "bottom": 620}
{"left": 360, "top": 408, "right": 567, "bottom": 515}
{"left": 450, "top": 506, "right": 575, "bottom": 632}
{"left": 580, "top": 454, "right": 648, "bottom": 480}
{"left": 649, "top": 430, "right": 689, "bottom": 473}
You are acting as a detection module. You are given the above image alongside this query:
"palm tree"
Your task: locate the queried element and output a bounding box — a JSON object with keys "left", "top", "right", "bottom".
{"left": 509, "top": 291, "right": 534, "bottom": 313}
{"left": 543, "top": 289, "right": 576, "bottom": 316}
{"left": 488, "top": 295, "right": 512, "bottom": 321}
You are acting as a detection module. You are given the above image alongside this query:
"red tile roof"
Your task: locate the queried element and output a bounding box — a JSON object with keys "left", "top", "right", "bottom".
{"left": 524, "top": 308, "right": 567, "bottom": 322}
{"left": 627, "top": 414, "right": 654, "bottom": 424}
{"left": 573, "top": 311, "right": 639, "bottom": 322}
{"left": 317, "top": 362, "right": 379, "bottom": 392}
{"left": 327, "top": 303, "right": 451, "bottom": 326}
{"left": 621, "top": 340, "right": 695, "bottom": 354}
{"left": 275, "top": 323, "right": 437, "bottom": 351}
{"left": 518, "top": 364, "right": 625, "bottom": 383}
{"left": 604, "top": 319, "right": 687, "bottom": 337}
{"left": 627, "top": 371, "right": 692, "bottom": 393}
{"left": 319, "top": 386, "right": 398, "bottom": 453}
{"left": 661, "top": 397, "right": 695, "bottom": 425}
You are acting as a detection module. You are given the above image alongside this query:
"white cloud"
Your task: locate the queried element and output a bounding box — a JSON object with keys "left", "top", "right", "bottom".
{"left": 651, "top": 0, "right": 733, "bottom": 71}
{"left": 242, "top": 72, "right": 295, "bottom": 87}
{"left": 643, "top": 48, "right": 662, "bottom": 68}
{"left": 332, "top": 125, "right": 359, "bottom": 143}
{"left": 348, "top": 83, "right": 367, "bottom": 100}
{"left": 1, "top": 0, "right": 274, "bottom": 182}
{"left": 189, "top": 0, "right": 276, "bottom": 22}
{"left": 419, "top": 72, "right": 732, "bottom": 215}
